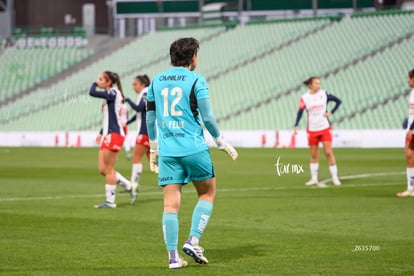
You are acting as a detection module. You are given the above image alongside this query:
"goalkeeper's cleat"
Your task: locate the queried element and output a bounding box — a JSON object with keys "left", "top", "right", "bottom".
{"left": 305, "top": 179, "right": 318, "bottom": 186}
{"left": 94, "top": 202, "right": 116, "bottom": 208}
{"left": 183, "top": 241, "right": 209, "bottom": 265}
{"left": 169, "top": 257, "right": 188, "bottom": 269}
{"left": 397, "top": 190, "right": 414, "bottom": 197}
{"left": 332, "top": 177, "right": 341, "bottom": 186}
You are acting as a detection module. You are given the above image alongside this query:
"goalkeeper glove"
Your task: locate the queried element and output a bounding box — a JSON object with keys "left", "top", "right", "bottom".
{"left": 149, "top": 140, "right": 159, "bottom": 173}
{"left": 215, "top": 137, "right": 238, "bottom": 160}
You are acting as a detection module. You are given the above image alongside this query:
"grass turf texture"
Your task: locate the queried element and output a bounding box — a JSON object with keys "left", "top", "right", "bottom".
{"left": 0, "top": 147, "right": 413, "bottom": 275}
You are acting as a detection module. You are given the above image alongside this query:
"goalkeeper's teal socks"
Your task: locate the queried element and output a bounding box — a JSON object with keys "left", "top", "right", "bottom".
{"left": 162, "top": 212, "right": 179, "bottom": 261}
{"left": 188, "top": 200, "right": 213, "bottom": 244}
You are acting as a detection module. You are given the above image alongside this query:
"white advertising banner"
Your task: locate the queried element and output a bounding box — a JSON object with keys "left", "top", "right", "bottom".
{"left": 0, "top": 130, "right": 405, "bottom": 148}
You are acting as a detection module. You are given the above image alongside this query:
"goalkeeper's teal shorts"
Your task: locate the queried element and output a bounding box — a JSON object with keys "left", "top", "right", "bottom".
{"left": 158, "top": 149, "right": 215, "bottom": 186}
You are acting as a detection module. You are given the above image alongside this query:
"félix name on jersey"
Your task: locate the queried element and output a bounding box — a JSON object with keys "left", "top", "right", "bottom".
{"left": 161, "top": 120, "right": 185, "bottom": 129}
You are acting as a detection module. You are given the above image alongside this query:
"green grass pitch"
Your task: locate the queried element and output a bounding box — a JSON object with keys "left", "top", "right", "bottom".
{"left": 1, "top": 147, "right": 413, "bottom": 275}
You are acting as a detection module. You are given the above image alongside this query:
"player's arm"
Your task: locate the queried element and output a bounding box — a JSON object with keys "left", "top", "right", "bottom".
{"left": 126, "top": 98, "right": 146, "bottom": 112}
{"left": 407, "top": 112, "right": 414, "bottom": 140}
{"left": 96, "top": 128, "right": 103, "bottom": 144}
{"left": 294, "top": 97, "right": 305, "bottom": 133}
{"left": 127, "top": 114, "right": 137, "bottom": 125}
{"left": 146, "top": 103, "right": 157, "bottom": 141}
{"left": 146, "top": 104, "right": 158, "bottom": 173}
{"left": 89, "top": 83, "right": 116, "bottom": 101}
{"left": 145, "top": 82, "right": 159, "bottom": 173}
{"left": 294, "top": 109, "right": 304, "bottom": 127}
{"left": 326, "top": 93, "right": 342, "bottom": 115}
{"left": 409, "top": 120, "right": 414, "bottom": 131}
{"left": 198, "top": 98, "right": 238, "bottom": 160}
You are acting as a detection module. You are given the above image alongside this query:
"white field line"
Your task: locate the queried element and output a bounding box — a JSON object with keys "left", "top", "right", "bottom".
{"left": 0, "top": 172, "right": 405, "bottom": 202}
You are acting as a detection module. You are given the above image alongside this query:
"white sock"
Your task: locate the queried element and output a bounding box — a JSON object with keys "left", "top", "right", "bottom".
{"left": 407, "top": 168, "right": 414, "bottom": 192}
{"left": 168, "top": 250, "right": 179, "bottom": 262}
{"left": 124, "top": 141, "right": 131, "bottom": 153}
{"left": 329, "top": 164, "right": 338, "bottom": 179}
{"left": 189, "top": 236, "right": 199, "bottom": 246}
{"left": 116, "top": 171, "right": 131, "bottom": 190}
{"left": 131, "top": 163, "right": 143, "bottom": 184}
{"left": 310, "top": 163, "right": 319, "bottom": 181}
{"left": 105, "top": 184, "right": 116, "bottom": 204}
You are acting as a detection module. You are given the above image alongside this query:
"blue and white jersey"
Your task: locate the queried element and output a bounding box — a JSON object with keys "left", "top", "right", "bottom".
{"left": 147, "top": 67, "right": 209, "bottom": 157}
{"left": 408, "top": 88, "right": 414, "bottom": 130}
{"left": 298, "top": 89, "right": 341, "bottom": 131}
{"left": 126, "top": 87, "right": 148, "bottom": 135}
{"left": 89, "top": 83, "right": 124, "bottom": 136}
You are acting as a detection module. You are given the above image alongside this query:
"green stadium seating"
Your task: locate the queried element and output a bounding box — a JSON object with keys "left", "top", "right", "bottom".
{"left": 0, "top": 47, "right": 92, "bottom": 102}
{"left": 1, "top": 27, "right": 225, "bottom": 131}
{"left": 2, "top": 11, "right": 414, "bottom": 131}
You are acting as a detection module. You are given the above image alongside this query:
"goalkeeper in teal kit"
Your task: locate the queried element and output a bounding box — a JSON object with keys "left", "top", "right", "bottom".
{"left": 146, "top": 37, "right": 238, "bottom": 269}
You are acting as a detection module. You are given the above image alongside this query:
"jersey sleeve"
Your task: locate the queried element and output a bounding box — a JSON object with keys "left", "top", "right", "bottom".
{"left": 198, "top": 98, "right": 220, "bottom": 139}
{"left": 146, "top": 81, "right": 155, "bottom": 102}
{"left": 146, "top": 81, "right": 157, "bottom": 140}
{"left": 195, "top": 75, "right": 209, "bottom": 101}
{"left": 126, "top": 97, "right": 146, "bottom": 112}
{"left": 119, "top": 105, "right": 128, "bottom": 125}
{"left": 408, "top": 94, "right": 414, "bottom": 130}
{"left": 298, "top": 97, "right": 306, "bottom": 110}
{"left": 326, "top": 91, "right": 342, "bottom": 114}
{"left": 89, "top": 83, "right": 116, "bottom": 102}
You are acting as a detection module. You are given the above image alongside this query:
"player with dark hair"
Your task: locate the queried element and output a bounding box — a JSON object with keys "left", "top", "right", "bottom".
{"left": 89, "top": 71, "right": 136, "bottom": 208}
{"left": 146, "top": 37, "right": 238, "bottom": 269}
{"left": 125, "top": 75, "right": 151, "bottom": 196}
{"left": 397, "top": 69, "right": 414, "bottom": 197}
{"left": 294, "top": 76, "right": 342, "bottom": 186}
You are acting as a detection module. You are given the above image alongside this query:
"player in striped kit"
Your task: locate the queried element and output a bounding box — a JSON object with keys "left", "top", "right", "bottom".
{"left": 146, "top": 38, "right": 238, "bottom": 269}
{"left": 294, "top": 76, "right": 342, "bottom": 186}
{"left": 125, "top": 75, "right": 151, "bottom": 196}
{"left": 89, "top": 71, "right": 137, "bottom": 208}
{"left": 119, "top": 102, "right": 132, "bottom": 160}
{"left": 397, "top": 69, "right": 414, "bottom": 197}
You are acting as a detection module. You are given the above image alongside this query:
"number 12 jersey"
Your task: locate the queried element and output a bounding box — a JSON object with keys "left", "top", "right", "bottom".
{"left": 147, "top": 67, "right": 210, "bottom": 157}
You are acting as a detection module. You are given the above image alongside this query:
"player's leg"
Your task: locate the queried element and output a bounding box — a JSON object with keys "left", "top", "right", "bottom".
{"left": 159, "top": 156, "right": 188, "bottom": 269}
{"left": 95, "top": 149, "right": 118, "bottom": 208}
{"left": 305, "top": 131, "right": 319, "bottom": 186}
{"left": 122, "top": 126, "right": 131, "bottom": 160}
{"left": 306, "top": 144, "right": 319, "bottom": 186}
{"left": 182, "top": 150, "right": 215, "bottom": 265}
{"left": 130, "top": 145, "right": 147, "bottom": 188}
{"left": 182, "top": 177, "right": 215, "bottom": 265}
{"left": 115, "top": 171, "right": 131, "bottom": 190}
{"left": 322, "top": 128, "right": 340, "bottom": 186}
{"left": 130, "top": 135, "right": 150, "bottom": 193}
{"left": 398, "top": 138, "right": 414, "bottom": 197}
{"left": 163, "top": 184, "right": 184, "bottom": 268}
{"left": 322, "top": 142, "right": 340, "bottom": 185}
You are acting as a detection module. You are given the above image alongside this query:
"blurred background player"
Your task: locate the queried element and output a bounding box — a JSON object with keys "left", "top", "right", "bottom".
{"left": 119, "top": 102, "right": 132, "bottom": 160}
{"left": 294, "top": 76, "right": 342, "bottom": 186}
{"left": 397, "top": 69, "right": 414, "bottom": 198}
{"left": 89, "top": 71, "right": 137, "bottom": 208}
{"left": 125, "top": 75, "right": 151, "bottom": 195}
{"left": 146, "top": 37, "right": 238, "bottom": 269}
